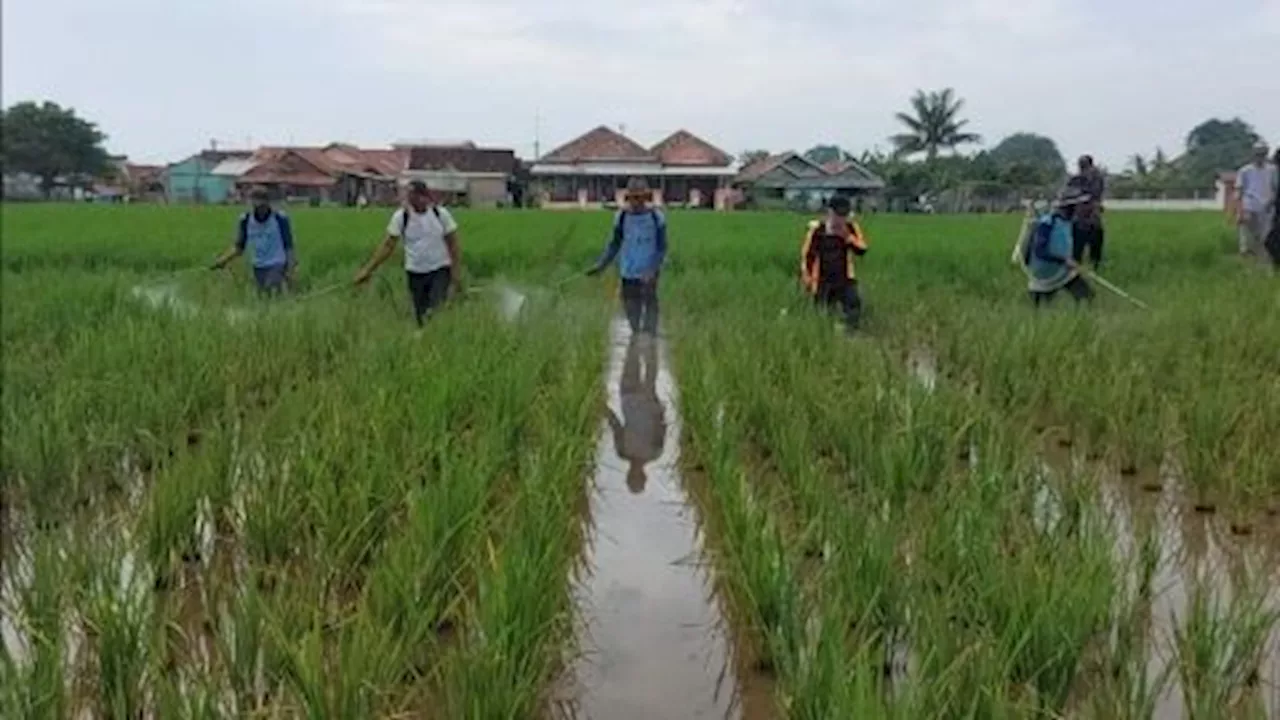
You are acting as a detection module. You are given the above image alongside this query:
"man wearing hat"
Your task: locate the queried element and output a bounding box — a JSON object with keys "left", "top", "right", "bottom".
{"left": 587, "top": 177, "right": 667, "bottom": 335}
{"left": 801, "top": 195, "right": 869, "bottom": 332}
{"left": 354, "top": 180, "right": 461, "bottom": 326}
{"left": 1235, "top": 142, "right": 1277, "bottom": 259}
{"left": 1023, "top": 186, "right": 1093, "bottom": 307}
{"left": 211, "top": 186, "right": 296, "bottom": 295}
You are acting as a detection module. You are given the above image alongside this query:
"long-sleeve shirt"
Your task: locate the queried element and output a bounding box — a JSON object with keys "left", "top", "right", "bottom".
{"left": 593, "top": 208, "right": 667, "bottom": 280}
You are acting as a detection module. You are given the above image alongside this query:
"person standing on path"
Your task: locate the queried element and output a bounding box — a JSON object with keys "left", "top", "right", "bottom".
{"left": 1023, "top": 186, "right": 1094, "bottom": 307}
{"left": 801, "top": 195, "right": 868, "bottom": 333}
{"left": 210, "top": 186, "right": 296, "bottom": 295}
{"left": 605, "top": 332, "right": 666, "bottom": 495}
{"left": 1236, "top": 143, "right": 1277, "bottom": 259}
{"left": 353, "top": 180, "right": 461, "bottom": 326}
{"left": 1068, "top": 155, "right": 1107, "bottom": 268}
{"left": 587, "top": 178, "right": 667, "bottom": 335}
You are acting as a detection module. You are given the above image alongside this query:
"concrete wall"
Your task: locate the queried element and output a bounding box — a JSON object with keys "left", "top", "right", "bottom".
{"left": 1103, "top": 198, "right": 1222, "bottom": 212}
{"left": 468, "top": 177, "right": 508, "bottom": 207}
{"left": 167, "top": 158, "right": 235, "bottom": 203}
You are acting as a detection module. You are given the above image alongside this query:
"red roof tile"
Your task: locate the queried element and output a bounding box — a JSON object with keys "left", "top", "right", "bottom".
{"left": 650, "top": 130, "right": 732, "bottom": 167}
{"left": 540, "top": 126, "right": 655, "bottom": 163}
{"left": 408, "top": 146, "right": 516, "bottom": 174}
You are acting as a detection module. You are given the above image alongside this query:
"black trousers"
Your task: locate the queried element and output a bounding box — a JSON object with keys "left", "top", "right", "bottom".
{"left": 815, "top": 281, "right": 862, "bottom": 329}
{"left": 1030, "top": 275, "right": 1094, "bottom": 307}
{"left": 621, "top": 278, "right": 659, "bottom": 334}
{"left": 1072, "top": 224, "right": 1105, "bottom": 267}
{"left": 406, "top": 267, "right": 451, "bottom": 326}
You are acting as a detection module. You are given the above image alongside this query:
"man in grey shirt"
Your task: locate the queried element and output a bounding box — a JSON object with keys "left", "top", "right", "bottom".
{"left": 1236, "top": 143, "right": 1277, "bottom": 258}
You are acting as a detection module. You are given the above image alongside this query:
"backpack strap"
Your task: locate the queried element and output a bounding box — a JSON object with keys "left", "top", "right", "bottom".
{"left": 401, "top": 205, "right": 443, "bottom": 235}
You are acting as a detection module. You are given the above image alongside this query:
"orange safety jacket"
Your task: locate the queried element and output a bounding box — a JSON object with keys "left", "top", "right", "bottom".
{"left": 800, "top": 218, "right": 868, "bottom": 294}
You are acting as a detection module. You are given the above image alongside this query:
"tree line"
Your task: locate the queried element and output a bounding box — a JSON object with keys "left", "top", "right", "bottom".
{"left": 742, "top": 88, "right": 1268, "bottom": 206}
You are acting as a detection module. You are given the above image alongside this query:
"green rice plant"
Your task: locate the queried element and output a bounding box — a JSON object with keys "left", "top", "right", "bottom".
{"left": 0, "top": 532, "right": 69, "bottom": 720}
{"left": 71, "top": 527, "right": 156, "bottom": 719}
{"left": 1171, "top": 578, "right": 1276, "bottom": 718}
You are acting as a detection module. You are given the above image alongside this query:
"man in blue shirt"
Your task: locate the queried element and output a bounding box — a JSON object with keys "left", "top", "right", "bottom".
{"left": 1022, "top": 186, "right": 1094, "bottom": 307}
{"left": 587, "top": 177, "right": 667, "bottom": 335}
{"left": 211, "top": 186, "right": 296, "bottom": 295}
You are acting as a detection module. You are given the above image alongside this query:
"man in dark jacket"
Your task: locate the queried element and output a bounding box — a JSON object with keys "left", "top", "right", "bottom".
{"left": 801, "top": 195, "right": 869, "bottom": 332}
{"left": 1068, "top": 155, "right": 1106, "bottom": 268}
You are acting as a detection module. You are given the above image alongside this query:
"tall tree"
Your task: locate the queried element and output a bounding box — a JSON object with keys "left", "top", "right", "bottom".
{"left": 803, "top": 145, "right": 850, "bottom": 167}
{"left": 0, "top": 101, "right": 111, "bottom": 196}
{"left": 739, "top": 149, "right": 771, "bottom": 167}
{"left": 986, "top": 133, "right": 1067, "bottom": 186}
{"left": 1181, "top": 117, "right": 1261, "bottom": 186}
{"left": 890, "top": 88, "right": 981, "bottom": 161}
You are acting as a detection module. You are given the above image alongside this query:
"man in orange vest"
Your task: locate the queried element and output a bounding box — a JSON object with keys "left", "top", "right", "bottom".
{"left": 801, "top": 195, "right": 868, "bottom": 332}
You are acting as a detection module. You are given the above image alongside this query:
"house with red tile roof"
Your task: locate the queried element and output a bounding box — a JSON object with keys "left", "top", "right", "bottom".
{"left": 529, "top": 126, "right": 737, "bottom": 210}
{"left": 235, "top": 143, "right": 408, "bottom": 205}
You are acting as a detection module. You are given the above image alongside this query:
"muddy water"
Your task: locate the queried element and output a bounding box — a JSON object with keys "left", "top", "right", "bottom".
{"left": 558, "top": 319, "right": 770, "bottom": 720}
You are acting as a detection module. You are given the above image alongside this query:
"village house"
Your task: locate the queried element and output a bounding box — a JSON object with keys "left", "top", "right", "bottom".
{"left": 396, "top": 141, "right": 519, "bottom": 207}
{"left": 234, "top": 143, "right": 407, "bottom": 205}
{"left": 166, "top": 149, "right": 254, "bottom": 203}
{"left": 735, "top": 152, "right": 885, "bottom": 210}
{"left": 530, "top": 126, "right": 736, "bottom": 210}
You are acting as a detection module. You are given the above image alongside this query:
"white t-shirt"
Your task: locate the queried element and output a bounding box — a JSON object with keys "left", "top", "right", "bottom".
{"left": 1237, "top": 163, "right": 1278, "bottom": 214}
{"left": 388, "top": 205, "right": 458, "bottom": 273}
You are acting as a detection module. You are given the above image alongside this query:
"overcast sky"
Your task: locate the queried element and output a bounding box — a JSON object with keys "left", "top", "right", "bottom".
{"left": 3, "top": 0, "right": 1277, "bottom": 169}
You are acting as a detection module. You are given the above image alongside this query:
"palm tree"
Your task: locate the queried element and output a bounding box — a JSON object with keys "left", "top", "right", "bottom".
{"left": 890, "top": 88, "right": 982, "bottom": 162}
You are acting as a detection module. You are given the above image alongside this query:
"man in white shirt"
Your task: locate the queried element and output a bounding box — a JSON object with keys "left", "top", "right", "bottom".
{"left": 354, "top": 180, "right": 461, "bottom": 325}
{"left": 1236, "top": 143, "right": 1277, "bottom": 258}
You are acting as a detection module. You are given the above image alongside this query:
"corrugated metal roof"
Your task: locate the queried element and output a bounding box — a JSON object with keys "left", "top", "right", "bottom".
{"left": 210, "top": 159, "right": 259, "bottom": 177}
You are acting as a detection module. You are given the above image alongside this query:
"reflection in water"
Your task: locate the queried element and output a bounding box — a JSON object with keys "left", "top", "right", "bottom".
{"left": 559, "top": 320, "right": 770, "bottom": 720}
{"left": 605, "top": 333, "right": 665, "bottom": 496}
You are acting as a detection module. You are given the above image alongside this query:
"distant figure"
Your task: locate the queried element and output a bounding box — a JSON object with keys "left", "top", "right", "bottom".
{"left": 1022, "top": 187, "right": 1093, "bottom": 307}
{"left": 1068, "top": 155, "right": 1106, "bottom": 268}
{"left": 354, "top": 180, "right": 462, "bottom": 326}
{"left": 1235, "top": 143, "right": 1277, "bottom": 259}
{"left": 357, "top": 193, "right": 369, "bottom": 210}
{"left": 605, "top": 333, "right": 665, "bottom": 495}
{"left": 801, "top": 195, "right": 868, "bottom": 333}
{"left": 1266, "top": 147, "right": 1280, "bottom": 267}
{"left": 587, "top": 177, "right": 667, "bottom": 335}
{"left": 210, "top": 186, "right": 296, "bottom": 295}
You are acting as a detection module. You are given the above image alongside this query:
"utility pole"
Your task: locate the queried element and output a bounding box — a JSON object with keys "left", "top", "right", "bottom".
{"left": 533, "top": 109, "right": 541, "bottom": 160}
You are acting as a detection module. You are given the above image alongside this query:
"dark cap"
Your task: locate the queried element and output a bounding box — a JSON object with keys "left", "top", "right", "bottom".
{"left": 828, "top": 195, "right": 852, "bottom": 216}
{"left": 407, "top": 180, "right": 430, "bottom": 194}
{"left": 248, "top": 186, "right": 270, "bottom": 202}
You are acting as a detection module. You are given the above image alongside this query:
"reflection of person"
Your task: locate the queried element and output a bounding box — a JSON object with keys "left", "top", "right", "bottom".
{"left": 605, "top": 334, "right": 665, "bottom": 495}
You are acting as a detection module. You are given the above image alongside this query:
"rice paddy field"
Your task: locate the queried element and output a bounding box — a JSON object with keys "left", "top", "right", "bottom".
{"left": 3, "top": 203, "right": 1279, "bottom": 719}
